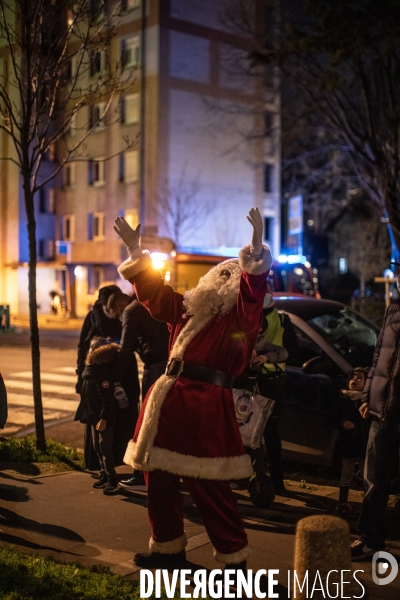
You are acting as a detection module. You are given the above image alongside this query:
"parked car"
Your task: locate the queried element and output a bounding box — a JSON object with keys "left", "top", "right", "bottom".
{"left": 273, "top": 296, "right": 380, "bottom": 466}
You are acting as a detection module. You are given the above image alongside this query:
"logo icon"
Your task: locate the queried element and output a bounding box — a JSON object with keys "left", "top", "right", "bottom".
{"left": 372, "top": 551, "right": 398, "bottom": 585}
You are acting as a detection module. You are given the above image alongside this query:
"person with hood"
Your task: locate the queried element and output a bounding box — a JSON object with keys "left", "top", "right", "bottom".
{"left": 113, "top": 208, "right": 271, "bottom": 573}
{"left": 351, "top": 285, "right": 400, "bottom": 560}
{"left": 75, "top": 284, "right": 140, "bottom": 469}
{"left": 75, "top": 336, "right": 122, "bottom": 495}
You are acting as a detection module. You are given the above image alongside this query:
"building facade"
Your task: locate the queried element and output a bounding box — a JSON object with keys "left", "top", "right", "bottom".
{"left": 0, "top": 0, "right": 281, "bottom": 318}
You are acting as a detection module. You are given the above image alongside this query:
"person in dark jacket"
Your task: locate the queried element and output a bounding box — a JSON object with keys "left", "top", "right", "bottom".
{"left": 75, "top": 337, "right": 122, "bottom": 495}
{"left": 75, "top": 284, "right": 140, "bottom": 469}
{"left": 0, "top": 372, "right": 7, "bottom": 430}
{"left": 107, "top": 291, "right": 169, "bottom": 490}
{"left": 351, "top": 297, "right": 400, "bottom": 560}
{"left": 336, "top": 367, "right": 370, "bottom": 516}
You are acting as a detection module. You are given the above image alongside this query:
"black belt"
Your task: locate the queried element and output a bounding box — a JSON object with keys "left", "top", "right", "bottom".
{"left": 165, "top": 358, "right": 233, "bottom": 390}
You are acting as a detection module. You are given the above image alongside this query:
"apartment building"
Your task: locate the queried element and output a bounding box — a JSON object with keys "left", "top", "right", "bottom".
{"left": 0, "top": 0, "right": 281, "bottom": 317}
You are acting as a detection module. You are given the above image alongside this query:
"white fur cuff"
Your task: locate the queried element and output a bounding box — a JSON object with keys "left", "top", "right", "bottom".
{"left": 214, "top": 544, "right": 253, "bottom": 564}
{"left": 118, "top": 251, "right": 153, "bottom": 280}
{"left": 239, "top": 244, "right": 272, "bottom": 275}
{"left": 149, "top": 533, "right": 188, "bottom": 554}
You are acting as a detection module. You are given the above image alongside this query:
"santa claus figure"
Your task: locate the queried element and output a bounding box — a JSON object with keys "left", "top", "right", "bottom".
{"left": 114, "top": 208, "right": 271, "bottom": 572}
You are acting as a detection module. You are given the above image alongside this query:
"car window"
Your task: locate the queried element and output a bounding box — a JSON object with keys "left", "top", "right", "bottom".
{"left": 307, "top": 308, "right": 378, "bottom": 367}
{"left": 287, "top": 326, "right": 321, "bottom": 367}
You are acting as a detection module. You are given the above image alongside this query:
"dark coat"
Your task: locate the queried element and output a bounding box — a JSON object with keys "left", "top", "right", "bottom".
{"left": 363, "top": 300, "right": 400, "bottom": 422}
{"left": 113, "top": 298, "right": 169, "bottom": 383}
{"left": 337, "top": 390, "right": 370, "bottom": 458}
{"left": 75, "top": 344, "right": 120, "bottom": 427}
{"left": 76, "top": 301, "right": 122, "bottom": 392}
{"left": 0, "top": 373, "right": 7, "bottom": 429}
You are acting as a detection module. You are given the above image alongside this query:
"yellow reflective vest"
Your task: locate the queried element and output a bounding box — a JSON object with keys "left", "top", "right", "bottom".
{"left": 261, "top": 309, "right": 286, "bottom": 376}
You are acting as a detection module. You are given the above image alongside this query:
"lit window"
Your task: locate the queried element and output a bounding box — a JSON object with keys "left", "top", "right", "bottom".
{"left": 120, "top": 93, "right": 140, "bottom": 124}
{"left": 48, "top": 189, "right": 55, "bottom": 212}
{"left": 89, "top": 102, "right": 106, "bottom": 129}
{"left": 63, "top": 215, "right": 75, "bottom": 241}
{"left": 339, "top": 258, "right": 348, "bottom": 274}
{"left": 124, "top": 150, "right": 139, "bottom": 183}
{"left": 88, "top": 158, "right": 105, "bottom": 185}
{"left": 121, "top": 36, "right": 140, "bottom": 68}
{"left": 93, "top": 212, "right": 105, "bottom": 240}
{"left": 124, "top": 208, "right": 139, "bottom": 228}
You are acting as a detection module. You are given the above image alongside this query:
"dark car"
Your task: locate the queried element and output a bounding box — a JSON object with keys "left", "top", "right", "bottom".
{"left": 273, "top": 296, "right": 380, "bottom": 466}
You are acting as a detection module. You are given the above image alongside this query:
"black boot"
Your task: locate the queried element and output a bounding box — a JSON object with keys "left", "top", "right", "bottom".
{"left": 93, "top": 471, "right": 108, "bottom": 488}
{"left": 134, "top": 550, "right": 186, "bottom": 568}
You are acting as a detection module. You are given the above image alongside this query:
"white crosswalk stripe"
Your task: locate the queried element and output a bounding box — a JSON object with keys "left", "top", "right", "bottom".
{"left": 5, "top": 367, "right": 78, "bottom": 432}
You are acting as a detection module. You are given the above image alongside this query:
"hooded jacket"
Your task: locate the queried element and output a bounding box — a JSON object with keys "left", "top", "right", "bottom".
{"left": 363, "top": 300, "right": 400, "bottom": 422}
{"left": 74, "top": 343, "right": 120, "bottom": 426}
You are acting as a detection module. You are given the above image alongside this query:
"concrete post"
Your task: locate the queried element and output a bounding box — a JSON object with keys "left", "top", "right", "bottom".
{"left": 293, "top": 515, "right": 357, "bottom": 599}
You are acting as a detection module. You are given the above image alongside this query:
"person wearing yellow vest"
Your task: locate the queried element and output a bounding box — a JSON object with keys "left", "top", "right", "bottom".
{"left": 250, "top": 283, "right": 298, "bottom": 494}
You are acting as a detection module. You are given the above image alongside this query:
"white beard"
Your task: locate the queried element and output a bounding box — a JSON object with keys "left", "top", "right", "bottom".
{"left": 182, "top": 260, "right": 242, "bottom": 317}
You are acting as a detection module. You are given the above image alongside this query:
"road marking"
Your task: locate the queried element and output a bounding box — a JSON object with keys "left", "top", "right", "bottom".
{"left": 6, "top": 408, "right": 71, "bottom": 425}
{"left": 10, "top": 371, "right": 77, "bottom": 384}
{"left": 52, "top": 367, "right": 76, "bottom": 373}
{"left": 6, "top": 380, "right": 76, "bottom": 395}
{"left": 7, "top": 392, "right": 78, "bottom": 412}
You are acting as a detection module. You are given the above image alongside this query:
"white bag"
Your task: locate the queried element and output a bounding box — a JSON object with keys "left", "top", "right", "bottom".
{"left": 232, "top": 388, "right": 275, "bottom": 449}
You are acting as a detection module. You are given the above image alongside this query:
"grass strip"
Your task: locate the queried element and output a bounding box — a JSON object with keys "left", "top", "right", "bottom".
{"left": 0, "top": 544, "right": 187, "bottom": 600}
{"left": 0, "top": 436, "right": 83, "bottom": 469}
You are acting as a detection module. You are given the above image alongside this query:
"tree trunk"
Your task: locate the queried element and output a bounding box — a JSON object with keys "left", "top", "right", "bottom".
{"left": 23, "top": 178, "right": 46, "bottom": 451}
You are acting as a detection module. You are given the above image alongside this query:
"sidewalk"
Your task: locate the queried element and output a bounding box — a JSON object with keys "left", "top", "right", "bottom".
{"left": 1, "top": 424, "right": 400, "bottom": 600}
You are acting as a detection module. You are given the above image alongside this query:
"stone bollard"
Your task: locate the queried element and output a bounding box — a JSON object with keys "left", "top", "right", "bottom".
{"left": 292, "top": 515, "right": 363, "bottom": 599}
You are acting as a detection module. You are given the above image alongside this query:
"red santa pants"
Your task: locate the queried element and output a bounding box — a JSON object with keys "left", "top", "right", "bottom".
{"left": 145, "top": 469, "right": 248, "bottom": 558}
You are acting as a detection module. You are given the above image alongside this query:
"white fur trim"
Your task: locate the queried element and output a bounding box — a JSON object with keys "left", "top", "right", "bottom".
{"left": 117, "top": 251, "right": 153, "bottom": 280}
{"left": 128, "top": 312, "right": 213, "bottom": 468}
{"left": 239, "top": 244, "right": 271, "bottom": 275}
{"left": 149, "top": 533, "right": 187, "bottom": 554}
{"left": 214, "top": 544, "right": 253, "bottom": 564}
{"left": 149, "top": 446, "right": 252, "bottom": 480}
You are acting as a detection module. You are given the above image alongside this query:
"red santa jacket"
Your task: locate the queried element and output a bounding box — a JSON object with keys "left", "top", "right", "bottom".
{"left": 118, "top": 244, "right": 271, "bottom": 480}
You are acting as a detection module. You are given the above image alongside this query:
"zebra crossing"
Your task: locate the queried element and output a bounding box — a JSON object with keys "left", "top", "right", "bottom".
{"left": 4, "top": 363, "right": 145, "bottom": 435}
{"left": 4, "top": 366, "right": 79, "bottom": 435}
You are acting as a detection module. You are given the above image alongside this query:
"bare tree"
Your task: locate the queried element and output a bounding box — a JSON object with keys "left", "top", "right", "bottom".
{"left": 0, "top": 0, "right": 135, "bottom": 450}
{"left": 157, "top": 163, "right": 213, "bottom": 249}
{"left": 249, "top": 0, "right": 400, "bottom": 262}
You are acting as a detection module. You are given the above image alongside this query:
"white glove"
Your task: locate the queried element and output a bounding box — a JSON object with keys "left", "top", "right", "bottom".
{"left": 247, "top": 208, "right": 263, "bottom": 260}
{"left": 114, "top": 216, "right": 142, "bottom": 257}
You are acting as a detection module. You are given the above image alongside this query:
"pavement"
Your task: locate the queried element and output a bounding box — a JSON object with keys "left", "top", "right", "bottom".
{"left": 1, "top": 423, "right": 400, "bottom": 599}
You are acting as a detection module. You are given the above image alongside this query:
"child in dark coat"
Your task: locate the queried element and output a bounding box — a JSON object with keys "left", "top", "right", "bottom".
{"left": 75, "top": 337, "right": 122, "bottom": 495}
{"left": 337, "top": 367, "right": 370, "bottom": 515}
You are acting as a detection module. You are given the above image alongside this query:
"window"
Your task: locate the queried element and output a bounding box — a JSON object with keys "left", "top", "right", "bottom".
{"left": 264, "top": 111, "right": 273, "bottom": 137}
{"left": 64, "top": 163, "right": 76, "bottom": 187}
{"left": 120, "top": 93, "right": 140, "bottom": 124}
{"left": 94, "top": 267, "right": 104, "bottom": 290}
{"left": 48, "top": 189, "right": 55, "bottom": 212}
{"left": 88, "top": 158, "right": 105, "bottom": 185}
{"left": 65, "top": 112, "right": 77, "bottom": 137}
{"left": 93, "top": 212, "right": 105, "bottom": 240}
{"left": 39, "top": 189, "right": 47, "bottom": 213}
{"left": 38, "top": 239, "right": 55, "bottom": 260}
{"left": 339, "top": 258, "right": 348, "bottom": 274}
{"left": 89, "top": 102, "right": 106, "bottom": 129}
{"left": 63, "top": 215, "right": 75, "bottom": 241}
{"left": 264, "top": 217, "right": 272, "bottom": 241}
{"left": 264, "top": 163, "right": 273, "bottom": 193}
{"left": 89, "top": 49, "right": 107, "bottom": 76}
{"left": 121, "top": 0, "right": 140, "bottom": 9}
{"left": 121, "top": 36, "right": 140, "bottom": 68}
{"left": 66, "top": 55, "right": 76, "bottom": 81}
{"left": 124, "top": 208, "right": 139, "bottom": 229}
{"left": 121, "top": 150, "right": 139, "bottom": 183}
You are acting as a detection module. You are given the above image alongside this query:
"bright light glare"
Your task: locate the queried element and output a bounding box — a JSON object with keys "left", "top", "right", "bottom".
{"left": 74, "top": 266, "right": 85, "bottom": 278}
{"left": 151, "top": 252, "right": 168, "bottom": 271}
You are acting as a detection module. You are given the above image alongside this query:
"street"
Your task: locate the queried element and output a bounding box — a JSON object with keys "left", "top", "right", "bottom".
{"left": 0, "top": 336, "right": 144, "bottom": 439}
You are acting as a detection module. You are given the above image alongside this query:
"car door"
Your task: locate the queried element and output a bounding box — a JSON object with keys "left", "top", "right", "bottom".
{"left": 280, "top": 313, "right": 351, "bottom": 465}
